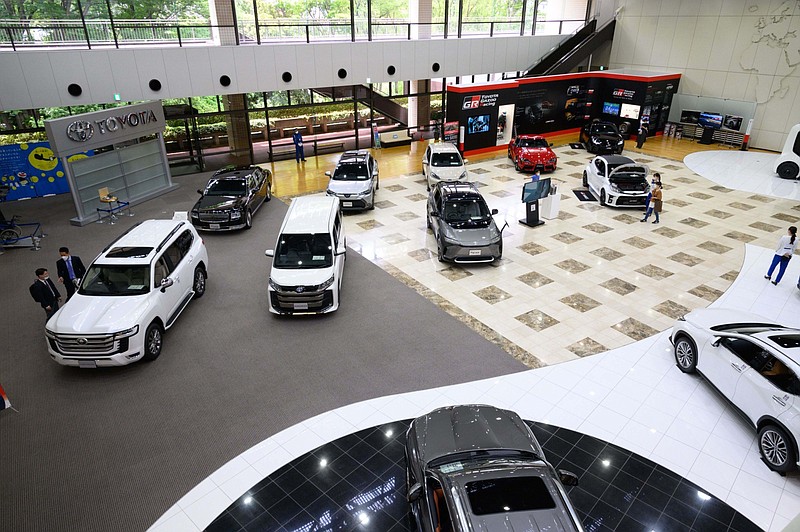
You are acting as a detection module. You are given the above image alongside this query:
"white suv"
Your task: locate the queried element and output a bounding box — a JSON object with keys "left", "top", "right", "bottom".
{"left": 671, "top": 309, "right": 800, "bottom": 472}
{"left": 422, "top": 143, "right": 468, "bottom": 190}
{"left": 45, "top": 216, "right": 209, "bottom": 367}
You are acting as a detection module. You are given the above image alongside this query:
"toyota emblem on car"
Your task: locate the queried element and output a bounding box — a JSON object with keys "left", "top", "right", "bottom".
{"left": 76, "top": 338, "right": 88, "bottom": 345}
{"left": 66, "top": 121, "right": 94, "bottom": 142}
{"left": 295, "top": 286, "right": 304, "bottom": 293}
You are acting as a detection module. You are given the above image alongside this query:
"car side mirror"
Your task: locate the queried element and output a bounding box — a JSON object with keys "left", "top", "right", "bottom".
{"left": 558, "top": 469, "right": 579, "bottom": 487}
{"left": 335, "top": 246, "right": 346, "bottom": 256}
{"left": 430, "top": 211, "right": 439, "bottom": 218}
{"left": 712, "top": 338, "right": 722, "bottom": 347}
{"left": 491, "top": 208, "right": 499, "bottom": 215}
{"left": 325, "top": 171, "right": 332, "bottom": 177}
{"left": 463, "top": 158, "right": 469, "bottom": 164}
{"left": 549, "top": 143, "right": 554, "bottom": 147}
{"left": 197, "top": 189, "right": 203, "bottom": 195}
{"left": 265, "top": 249, "right": 274, "bottom": 257}
{"left": 159, "top": 278, "right": 174, "bottom": 292}
{"left": 407, "top": 483, "right": 422, "bottom": 503}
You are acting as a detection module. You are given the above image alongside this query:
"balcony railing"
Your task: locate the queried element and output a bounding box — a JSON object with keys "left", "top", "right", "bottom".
{"left": 0, "top": 17, "right": 586, "bottom": 50}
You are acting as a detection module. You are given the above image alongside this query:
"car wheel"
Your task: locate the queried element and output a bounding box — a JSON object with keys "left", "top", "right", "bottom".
{"left": 244, "top": 209, "right": 253, "bottom": 229}
{"left": 673, "top": 334, "right": 697, "bottom": 373}
{"left": 497, "top": 241, "right": 503, "bottom": 260}
{"left": 777, "top": 161, "right": 800, "bottom": 180}
{"left": 582, "top": 172, "right": 588, "bottom": 187}
{"left": 265, "top": 182, "right": 272, "bottom": 201}
{"left": 192, "top": 266, "right": 206, "bottom": 299}
{"left": 758, "top": 424, "right": 797, "bottom": 473}
{"left": 515, "top": 160, "right": 521, "bottom": 172}
{"left": 599, "top": 189, "right": 606, "bottom": 206}
{"left": 437, "top": 240, "right": 445, "bottom": 262}
{"left": 376, "top": 178, "right": 380, "bottom": 190}
{"left": 142, "top": 322, "right": 163, "bottom": 362}
{"left": 508, "top": 148, "right": 512, "bottom": 159}
{"left": 426, "top": 213, "right": 432, "bottom": 230}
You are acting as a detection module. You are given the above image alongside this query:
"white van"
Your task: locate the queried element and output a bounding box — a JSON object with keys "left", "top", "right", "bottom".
{"left": 265, "top": 196, "right": 346, "bottom": 314}
{"left": 775, "top": 124, "right": 800, "bottom": 179}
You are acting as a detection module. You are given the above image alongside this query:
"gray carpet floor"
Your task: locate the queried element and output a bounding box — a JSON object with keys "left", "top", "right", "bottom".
{"left": 0, "top": 172, "right": 525, "bottom": 532}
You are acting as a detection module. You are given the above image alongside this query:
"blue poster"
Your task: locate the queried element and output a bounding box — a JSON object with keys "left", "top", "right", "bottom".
{"left": 0, "top": 142, "right": 93, "bottom": 201}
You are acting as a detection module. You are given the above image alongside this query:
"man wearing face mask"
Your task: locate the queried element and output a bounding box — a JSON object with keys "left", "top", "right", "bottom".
{"left": 30, "top": 268, "right": 62, "bottom": 321}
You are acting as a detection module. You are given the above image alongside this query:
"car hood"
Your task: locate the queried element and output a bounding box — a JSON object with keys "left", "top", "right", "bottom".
{"left": 194, "top": 196, "right": 244, "bottom": 211}
{"left": 683, "top": 308, "right": 777, "bottom": 330}
{"left": 517, "top": 147, "right": 555, "bottom": 160}
{"left": 48, "top": 294, "right": 150, "bottom": 333}
{"left": 590, "top": 133, "right": 622, "bottom": 142}
{"left": 270, "top": 265, "right": 335, "bottom": 287}
{"left": 442, "top": 221, "right": 500, "bottom": 245}
{"left": 327, "top": 179, "right": 371, "bottom": 195}
{"left": 608, "top": 163, "right": 649, "bottom": 180}
{"left": 429, "top": 166, "right": 467, "bottom": 180}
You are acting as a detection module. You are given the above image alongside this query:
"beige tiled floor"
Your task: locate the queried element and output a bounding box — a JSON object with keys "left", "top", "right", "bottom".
{"left": 334, "top": 146, "right": 791, "bottom": 367}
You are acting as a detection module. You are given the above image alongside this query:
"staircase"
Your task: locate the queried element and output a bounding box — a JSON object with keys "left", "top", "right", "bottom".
{"left": 525, "top": 18, "right": 616, "bottom": 77}
{"left": 313, "top": 85, "right": 408, "bottom": 125}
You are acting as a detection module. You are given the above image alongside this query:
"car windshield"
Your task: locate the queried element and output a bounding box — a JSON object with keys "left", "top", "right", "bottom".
{"left": 273, "top": 233, "right": 333, "bottom": 269}
{"left": 591, "top": 124, "right": 618, "bottom": 135}
{"left": 443, "top": 198, "right": 492, "bottom": 227}
{"left": 519, "top": 138, "right": 549, "bottom": 148}
{"left": 466, "top": 476, "right": 556, "bottom": 515}
{"left": 79, "top": 265, "right": 150, "bottom": 296}
{"left": 332, "top": 163, "right": 369, "bottom": 181}
{"left": 205, "top": 178, "right": 247, "bottom": 196}
{"left": 431, "top": 153, "right": 463, "bottom": 167}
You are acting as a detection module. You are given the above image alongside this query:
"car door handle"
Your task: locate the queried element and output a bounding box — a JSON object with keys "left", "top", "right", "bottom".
{"left": 773, "top": 395, "right": 787, "bottom": 407}
{"left": 730, "top": 362, "right": 745, "bottom": 372}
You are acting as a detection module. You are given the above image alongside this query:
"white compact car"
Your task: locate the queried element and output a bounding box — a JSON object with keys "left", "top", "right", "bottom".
{"left": 671, "top": 309, "right": 800, "bottom": 473}
{"left": 582, "top": 155, "right": 650, "bottom": 207}
{"left": 774, "top": 123, "right": 800, "bottom": 180}
{"left": 422, "top": 143, "right": 468, "bottom": 190}
{"left": 45, "top": 217, "right": 209, "bottom": 367}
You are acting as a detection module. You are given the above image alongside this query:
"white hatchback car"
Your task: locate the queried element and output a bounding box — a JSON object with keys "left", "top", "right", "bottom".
{"left": 422, "top": 143, "right": 468, "bottom": 190}
{"left": 582, "top": 155, "right": 650, "bottom": 207}
{"left": 45, "top": 216, "right": 209, "bottom": 367}
{"left": 671, "top": 309, "right": 800, "bottom": 473}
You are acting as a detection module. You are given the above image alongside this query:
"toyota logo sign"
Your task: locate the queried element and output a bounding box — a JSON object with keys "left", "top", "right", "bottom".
{"left": 66, "top": 121, "right": 94, "bottom": 142}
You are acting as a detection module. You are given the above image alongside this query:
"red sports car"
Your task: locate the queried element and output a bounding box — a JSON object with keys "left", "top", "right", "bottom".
{"left": 508, "top": 135, "right": 558, "bottom": 173}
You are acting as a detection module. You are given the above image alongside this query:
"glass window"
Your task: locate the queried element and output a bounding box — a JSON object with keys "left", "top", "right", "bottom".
{"left": 153, "top": 257, "right": 170, "bottom": 286}
{"left": 769, "top": 335, "right": 800, "bottom": 349}
{"left": 79, "top": 265, "right": 150, "bottom": 296}
{"left": 431, "top": 153, "right": 463, "bottom": 167}
{"left": 426, "top": 477, "right": 454, "bottom": 532}
{"left": 274, "top": 233, "right": 333, "bottom": 269}
{"left": 106, "top": 247, "right": 153, "bottom": 258}
{"left": 443, "top": 198, "right": 491, "bottom": 225}
{"left": 332, "top": 163, "right": 369, "bottom": 181}
{"left": 466, "top": 476, "right": 556, "bottom": 515}
{"left": 205, "top": 178, "right": 247, "bottom": 195}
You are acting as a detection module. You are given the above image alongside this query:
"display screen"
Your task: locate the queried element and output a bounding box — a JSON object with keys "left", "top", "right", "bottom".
{"left": 521, "top": 178, "right": 552, "bottom": 202}
{"left": 680, "top": 110, "right": 701, "bottom": 124}
{"left": 602, "top": 102, "right": 621, "bottom": 115}
{"left": 467, "top": 115, "right": 490, "bottom": 134}
{"left": 698, "top": 112, "right": 723, "bottom": 129}
{"left": 620, "top": 103, "right": 640, "bottom": 119}
{"left": 723, "top": 115, "right": 743, "bottom": 131}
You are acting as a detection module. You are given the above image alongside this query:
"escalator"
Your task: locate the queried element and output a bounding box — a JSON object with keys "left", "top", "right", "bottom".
{"left": 524, "top": 18, "right": 616, "bottom": 77}
{"left": 313, "top": 85, "right": 408, "bottom": 125}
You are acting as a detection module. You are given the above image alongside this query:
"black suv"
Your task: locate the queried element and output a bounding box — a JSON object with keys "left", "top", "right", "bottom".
{"left": 190, "top": 165, "right": 272, "bottom": 231}
{"left": 325, "top": 150, "right": 379, "bottom": 210}
{"left": 579, "top": 121, "right": 625, "bottom": 154}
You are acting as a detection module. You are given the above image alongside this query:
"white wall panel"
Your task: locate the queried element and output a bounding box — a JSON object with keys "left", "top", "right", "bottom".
{"left": 208, "top": 47, "right": 237, "bottom": 94}
{"left": 782, "top": 76, "right": 800, "bottom": 127}
{"left": 296, "top": 42, "right": 323, "bottom": 88}
{"left": 631, "top": 17, "right": 658, "bottom": 66}
{"left": 480, "top": 39, "right": 497, "bottom": 75}
{"left": 48, "top": 52, "right": 91, "bottom": 107}
{"left": 678, "top": 0, "right": 701, "bottom": 17}
{"left": 0, "top": 54, "right": 31, "bottom": 110}
{"left": 349, "top": 42, "right": 369, "bottom": 84}
{"left": 698, "top": 0, "right": 724, "bottom": 16}
{"left": 680, "top": 69, "right": 705, "bottom": 95}
{"left": 686, "top": 18, "right": 716, "bottom": 70}
{"left": 429, "top": 40, "right": 446, "bottom": 76}
{"left": 707, "top": 17, "right": 740, "bottom": 72}
{"left": 233, "top": 46, "right": 257, "bottom": 92}
{"left": 162, "top": 49, "right": 192, "bottom": 98}
{"left": 650, "top": 17, "right": 677, "bottom": 68}
{"left": 612, "top": 18, "right": 637, "bottom": 66}
{"left": 721, "top": 72, "right": 752, "bottom": 100}
{"left": 443, "top": 39, "right": 459, "bottom": 75}
{"left": 667, "top": 17, "right": 696, "bottom": 68}
{"left": 253, "top": 46, "right": 277, "bottom": 90}
{"left": 82, "top": 51, "right": 116, "bottom": 103}
{"left": 700, "top": 70, "right": 727, "bottom": 97}
{"left": 273, "top": 44, "right": 300, "bottom": 90}
{"left": 399, "top": 41, "right": 415, "bottom": 81}
{"left": 107, "top": 50, "right": 142, "bottom": 102}
{"left": 760, "top": 77, "right": 794, "bottom": 132}
{"left": 413, "top": 40, "right": 430, "bottom": 77}
{"left": 20, "top": 53, "right": 60, "bottom": 108}
{"left": 720, "top": 0, "right": 746, "bottom": 16}
{"left": 184, "top": 48, "right": 213, "bottom": 97}
{"left": 493, "top": 38, "right": 508, "bottom": 72}
{"left": 383, "top": 41, "right": 402, "bottom": 80}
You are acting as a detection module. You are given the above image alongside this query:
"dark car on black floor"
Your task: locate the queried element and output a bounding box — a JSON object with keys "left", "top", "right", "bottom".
{"left": 579, "top": 121, "right": 625, "bottom": 154}
{"left": 190, "top": 165, "right": 272, "bottom": 231}
{"left": 405, "top": 404, "right": 584, "bottom": 532}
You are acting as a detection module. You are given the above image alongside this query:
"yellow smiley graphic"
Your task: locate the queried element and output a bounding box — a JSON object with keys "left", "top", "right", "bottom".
{"left": 28, "top": 146, "right": 58, "bottom": 171}
{"left": 67, "top": 153, "right": 88, "bottom": 163}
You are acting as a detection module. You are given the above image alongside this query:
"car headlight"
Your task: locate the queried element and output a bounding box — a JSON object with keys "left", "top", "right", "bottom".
{"left": 269, "top": 278, "right": 282, "bottom": 291}
{"left": 114, "top": 325, "right": 139, "bottom": 339}
{"left": 459, "top": 171, "right": 467, "bottom": 180}
{"left": 45, "top": 328, "right": 55, "bottom": 339}
{"left": 190, "top": 211, "right": 199, "bottom": 219}
{"left": 230, "top": 210, "right": 242, "bottom": 220}
{"left": 609, "top": 184, "right": 622, "bottom": 193}
{"left": 677, "top": 315, "right": 686, "bottom": 321}
{"left": 591, "top": 138, "right": 601, "bottom": 144}
{"left": 357, "top": 189, "right": 372, "bottom": 197}
{"left": 431, "top": 172, "right": 441, "bottom": 181}
{"left": 617, "top": 139, "right": 624, "bottom": 145}
{"left": 318, "top": 276, "right": 335, "bottom": 290}
{"left": 550, "top": 158, "right": 557, "bottom": 164}
{"left": 326, "top": 189, "right": 334, "bottom": 196}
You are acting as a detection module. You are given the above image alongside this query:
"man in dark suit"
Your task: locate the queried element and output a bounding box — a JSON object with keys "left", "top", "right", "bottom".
{"left": 56, "top": 246, "right": 86, "bottom": 301}
{"left": 30, "top": 268, "right": 62, "bottom": 321}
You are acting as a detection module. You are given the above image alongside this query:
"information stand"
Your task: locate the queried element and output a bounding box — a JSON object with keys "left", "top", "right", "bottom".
{"left": 519, "top": 200, "right": 544, "bottom": 227}
{"left": 699, "top": 127, "right": 715, "bottom": 145}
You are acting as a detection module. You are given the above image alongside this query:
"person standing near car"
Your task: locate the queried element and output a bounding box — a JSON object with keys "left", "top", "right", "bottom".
{"left": 56, "top": 246, "right": 86, "bottom": 301}
{"left": 765, "top": 226, "right": 797, "bottom": 285}
{"left": 30, "top": 268, "right": 61, "bottom": 321}
{"left": 636, "top": 123, "right": 649, "bottom": 149}
{"left": 641, "top": 177, "right": 662, "bottom": 223}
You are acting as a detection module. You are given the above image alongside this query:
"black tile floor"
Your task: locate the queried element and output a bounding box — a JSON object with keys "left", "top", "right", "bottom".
{"left": 206, "top": 420, "right": 761, "bottom": 532}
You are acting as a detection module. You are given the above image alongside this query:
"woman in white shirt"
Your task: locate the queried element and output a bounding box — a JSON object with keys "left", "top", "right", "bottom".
{"left": 765, "top": 226, "right": 797, "bottom": 285}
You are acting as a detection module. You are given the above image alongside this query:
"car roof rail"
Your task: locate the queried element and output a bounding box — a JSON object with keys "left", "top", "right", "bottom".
{"left": 154, "top": 222, "right": 186, "bottom": 254}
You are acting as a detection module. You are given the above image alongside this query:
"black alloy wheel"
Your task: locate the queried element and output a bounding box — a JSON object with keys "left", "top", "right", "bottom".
{"left": 142, "top": 322, "right": 163, "bottom": 362}
{"left": 192, "top": 267, "right": 206, "bottom": 299}
{"left": 777, "top": 161, "right": 799, "bottom": 180}
{"left": 758, "top": 424, "right": 796, "bottom": 473}
{"left": 244, "top": 209, "right": 253, "bottom": 229}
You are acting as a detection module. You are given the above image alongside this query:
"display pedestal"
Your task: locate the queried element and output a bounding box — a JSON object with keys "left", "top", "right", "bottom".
{"left": 540, "top": 193, "right": 560, "bottom": 220}
{"left": 699, "top": 127, "right": 715, "bottom": 145}
{"left": 519, "top": 200, "right": 544, "bottom": 227}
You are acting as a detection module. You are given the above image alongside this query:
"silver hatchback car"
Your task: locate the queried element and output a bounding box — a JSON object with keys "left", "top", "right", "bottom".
{"left": 405, "top": 404, "right": 584, "bottom": 532}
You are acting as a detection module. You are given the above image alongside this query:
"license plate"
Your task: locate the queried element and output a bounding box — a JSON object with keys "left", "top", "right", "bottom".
{"left": 78, "top": 360, "right": 97, "bottom": 369}
{"left": 210, "top": 223, "right": 220, "bottom": 229}
{"left": 342, "top": 202, "right": 353, "bottom": 207}
{"left": 469, "top": 249, "right": 481, "bottom": 256}
{"left": 293, "top": 302, "right": 309, "bottom": 310}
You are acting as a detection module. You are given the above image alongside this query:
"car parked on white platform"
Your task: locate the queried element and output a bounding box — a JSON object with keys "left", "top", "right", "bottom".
{"left": 671, "top": 308, "right": 800, "bottom": 473}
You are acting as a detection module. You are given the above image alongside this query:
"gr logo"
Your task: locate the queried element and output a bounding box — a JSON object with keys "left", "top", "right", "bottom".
{"left": 463, "top": 96, "right": 481, "bottom": 110}
{"left": 66, "top": 120, "right": 94, "bottom": 142}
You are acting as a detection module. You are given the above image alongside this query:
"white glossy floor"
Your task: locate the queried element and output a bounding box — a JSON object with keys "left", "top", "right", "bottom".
{"left": 151, "top": 151, "right": 800, "bottom": 532}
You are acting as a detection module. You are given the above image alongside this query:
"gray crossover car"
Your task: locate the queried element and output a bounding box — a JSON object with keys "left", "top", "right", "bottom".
{"left": 405, "top": 404, "right": 584, "bottom": 532}
{"left": 427, "top": 182, "right": 504, "bottom": 263}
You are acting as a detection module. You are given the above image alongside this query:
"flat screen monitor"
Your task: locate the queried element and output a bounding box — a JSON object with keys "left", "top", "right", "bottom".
{"left": 620, "top": 103, "right": 640, "bottom": 119}
{"left": 698, "top": 112, "right": 723, "bottom": 129}
{"left": 680, "top": 110, "right": 701, "bottom": 124}
{"left": 521, "top": 178, "right": 551, "bottom": 203}
{"left": 467, "top": 115, "right": 490, "bottom": 134}
{"left": 602, "top": 102, "right": 621, "bottom": 115}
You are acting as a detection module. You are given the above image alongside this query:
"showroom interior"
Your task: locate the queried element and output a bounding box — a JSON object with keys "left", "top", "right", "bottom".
{"left": 2, "top": 1, "right": 800, "bottom": 531}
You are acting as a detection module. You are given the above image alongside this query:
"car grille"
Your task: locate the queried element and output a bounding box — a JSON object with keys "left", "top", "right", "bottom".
{"left": 49, "top": 334, "right": 125, "bottom": 356}
{"left": 615, "top": 182, "right": 648, "bottom": 192}
{"left": 616, "top": 196, "right": 647, "bottom": 206}
{"left": 271, "top": 289, "right": 334, "bottom": 313}
{"left": 199, "top": 212, "right": 230, "bottom": 222}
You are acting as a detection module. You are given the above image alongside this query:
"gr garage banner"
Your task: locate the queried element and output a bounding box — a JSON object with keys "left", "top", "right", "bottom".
{"left": 0, "top": 142, "right": 93, "bottom": 201}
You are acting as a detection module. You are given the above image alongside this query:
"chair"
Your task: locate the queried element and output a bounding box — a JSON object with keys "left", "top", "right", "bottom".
{"left": 96, "top": 187, "right": 132, "bottom": 224}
